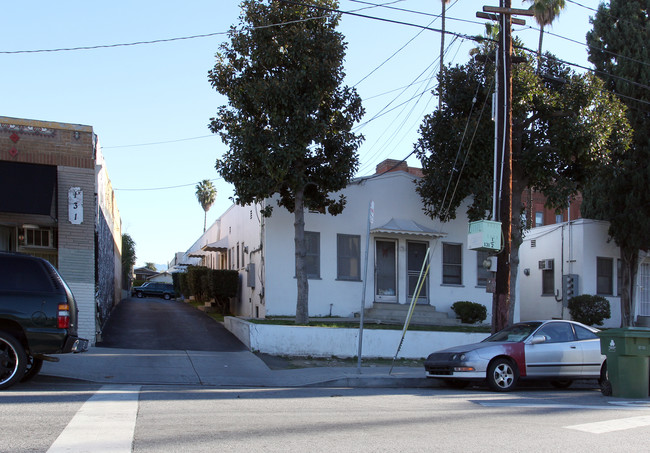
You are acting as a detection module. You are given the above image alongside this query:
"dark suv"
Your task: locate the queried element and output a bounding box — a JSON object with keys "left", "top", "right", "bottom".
{"left": 132, "top": 282, "right": 175, "bottom": 300}
{"left": 0, "top": 252, "right": 88, "bottom": 390}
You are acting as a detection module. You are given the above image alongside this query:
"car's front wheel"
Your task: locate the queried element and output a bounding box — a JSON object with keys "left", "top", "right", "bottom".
{"left": 487, "top": 357, "right": 518, "bottom": 392}
{"left": 0, "top": 331, "right": 28, "bottom": 390}
{"left": 163, "top": 293, "right": 171, "bottom": 300}
{"left": 136, "top": 291, "right": 143, "bottom": 298}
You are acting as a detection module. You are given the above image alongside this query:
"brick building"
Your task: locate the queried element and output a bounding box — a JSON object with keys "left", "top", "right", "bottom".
{"left": 0, "top": 116, "right": 122, "bottom": 344}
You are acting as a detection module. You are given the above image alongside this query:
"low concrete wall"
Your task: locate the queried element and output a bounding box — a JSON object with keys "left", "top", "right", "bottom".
{"left": 224, "top": 317, "right": 490, "bottom": 359}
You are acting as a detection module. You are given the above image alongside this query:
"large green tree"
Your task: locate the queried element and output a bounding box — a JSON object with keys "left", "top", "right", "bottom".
{"left": 583, "top": 0, "right": 650, "bottom": 326}
{"left": 415, "top": 47, "right": 629, "bottom": 328}
{"left": 208, "top": 0, "right": 364, "bottom": 323}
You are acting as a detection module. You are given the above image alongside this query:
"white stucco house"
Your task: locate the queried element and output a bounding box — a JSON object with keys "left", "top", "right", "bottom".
{"left": 177, "top": 160, "right": 496, "bottom": 323}
{"left": 518, "top": 219, "right": 650, "bottom": 328}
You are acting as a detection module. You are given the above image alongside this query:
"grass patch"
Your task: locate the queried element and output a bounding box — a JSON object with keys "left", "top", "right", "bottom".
{"left": 185, "top": 299, "right": 225, "bottom": 323}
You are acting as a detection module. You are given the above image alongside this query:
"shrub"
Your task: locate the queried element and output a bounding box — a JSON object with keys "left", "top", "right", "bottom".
{"left": 451, "top": 301, "right": 487, "bottom": 324}
{"left": 568, "top": 294, "right": 611, "bottom": 326}
{"left": 187, "top": 266, "right": 211, "bottom": 301}
{"left": 207, "top": 270, "right": 239, "bottom": 314}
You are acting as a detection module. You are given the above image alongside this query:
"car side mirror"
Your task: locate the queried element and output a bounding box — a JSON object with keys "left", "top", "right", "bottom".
{"left": 530, "top": 335, "right": 547, "bottom": 345}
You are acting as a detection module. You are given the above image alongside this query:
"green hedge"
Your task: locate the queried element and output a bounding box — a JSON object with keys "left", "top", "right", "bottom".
{"left": 568, "top": 294, "right": 611, "bottom": 326}
{"left": 174, "top": 266, "right": 238, "bottom": 314}
{"left": 451, "top": 301, "right": 488, "bottom": 324}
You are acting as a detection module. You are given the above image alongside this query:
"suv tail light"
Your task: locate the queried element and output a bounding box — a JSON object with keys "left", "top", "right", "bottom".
{"left": 57, "top": 304, "right": 70, "bottom": 329}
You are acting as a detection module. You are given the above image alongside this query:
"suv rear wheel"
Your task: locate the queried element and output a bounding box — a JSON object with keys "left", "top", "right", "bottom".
{"left": 0, "top": 331, "right": 27, "bottom": 390}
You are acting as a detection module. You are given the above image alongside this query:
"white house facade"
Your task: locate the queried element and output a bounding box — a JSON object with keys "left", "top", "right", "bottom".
{"left": 518, "top": 219, "right": 650, "bottom": 328}
{"left": 178, "top": 161, "right": 496, "bottom": 323}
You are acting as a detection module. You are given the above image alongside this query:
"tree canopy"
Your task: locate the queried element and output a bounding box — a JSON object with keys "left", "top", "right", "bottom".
{"left": 208, "top": 0, "right": 364, "bottom": 323}
{"left": 415, "top": 44, "right": 630, "bottom": 326}
{"left": 121, "top": 233, "right": 136, "bottom": 286}
{"left": 583, "top": 0, "right": 650, "bottom": 326}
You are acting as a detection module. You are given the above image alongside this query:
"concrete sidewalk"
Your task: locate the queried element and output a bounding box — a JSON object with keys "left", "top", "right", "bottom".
{"left": 40, "top": 347, "right": 439, "bottom": 388}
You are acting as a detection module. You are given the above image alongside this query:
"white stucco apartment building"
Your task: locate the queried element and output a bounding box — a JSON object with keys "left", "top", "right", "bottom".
{"left": 518, "top": 219, "right": 650, "bottom": 328}
{"left": 177, "top": 160, "right": 496, "bottom": 322}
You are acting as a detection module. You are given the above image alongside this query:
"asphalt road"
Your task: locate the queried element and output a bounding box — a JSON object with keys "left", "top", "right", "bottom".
{"left": 97, "top": 297, "right": 247, "bottom": 352}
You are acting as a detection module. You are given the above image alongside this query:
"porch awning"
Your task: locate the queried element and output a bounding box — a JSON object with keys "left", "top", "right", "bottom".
{"left": 202, "top": 236, "right": 229, "bottom": 252}
{"left": 371, "top": 218, "right": 445, "bottom": 237}
{"left": 188, "top": 250, "right": 208, "bottom": 258}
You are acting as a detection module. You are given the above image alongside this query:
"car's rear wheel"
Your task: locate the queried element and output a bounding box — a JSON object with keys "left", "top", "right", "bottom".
{"left": 487, "top": 357, "right": 518, "bottom": 392}
{"left": 0, "top": 331, "right": 28, "bottom": 390}
{"left": 599, "top": 361, "right": 612, "bottom": 396}
{"left": 550, "top": 379, "right": 573, "bottom": 389}
{"left": 163, "top": 293, "right": 171, "bottom": 300}
{"left": 21, "top": 356, "right": 43, "bottom": 383}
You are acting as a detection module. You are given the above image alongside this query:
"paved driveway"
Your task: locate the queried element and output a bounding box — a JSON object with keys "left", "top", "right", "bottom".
{"left": 98, "top": 297, "right": 247, "bottom": 351}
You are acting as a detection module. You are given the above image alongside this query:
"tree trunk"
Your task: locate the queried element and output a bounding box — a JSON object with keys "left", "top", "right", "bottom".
{"left": 294, "top": 188, "right": 309, "bottom": 324}
{"left": 620, "top": 246, "right": 639, "bottom": 327}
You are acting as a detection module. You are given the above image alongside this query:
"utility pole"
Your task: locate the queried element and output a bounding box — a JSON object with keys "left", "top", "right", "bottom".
{"left": 480, "top": 2, "right": 533, "bottom": 332}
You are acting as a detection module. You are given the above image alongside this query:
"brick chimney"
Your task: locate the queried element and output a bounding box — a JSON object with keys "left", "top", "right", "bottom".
{"left": 375, "top": 159, "right": 423, "bottom": 178}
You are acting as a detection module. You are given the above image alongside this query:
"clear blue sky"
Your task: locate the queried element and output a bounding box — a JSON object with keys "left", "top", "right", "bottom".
{"left": 0, "top": 1, "right": 597, "bottom": 268}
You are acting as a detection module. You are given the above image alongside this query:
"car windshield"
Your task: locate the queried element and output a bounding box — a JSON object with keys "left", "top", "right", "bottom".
{"left": 482, "top": 322, "right": 543, "bottom": 343}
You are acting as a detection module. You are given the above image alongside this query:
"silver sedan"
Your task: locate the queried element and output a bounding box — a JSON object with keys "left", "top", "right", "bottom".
{"left": 423, "top": 320, "right": 607, "bottom": 391}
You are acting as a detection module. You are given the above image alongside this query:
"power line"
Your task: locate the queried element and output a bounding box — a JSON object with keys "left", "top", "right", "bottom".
{"left": 115, "top": 177, "right": 222, "bottom": 192}
{"left": 0, "top": 31, "right": 229, "bottom": 55}
{"left": 103, "top": 135, "right": 215, "bottom": 149}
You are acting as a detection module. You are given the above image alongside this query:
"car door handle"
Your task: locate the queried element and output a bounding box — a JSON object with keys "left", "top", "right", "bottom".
{"left": 570, "top": 346, "right": 577, "bottom": 349}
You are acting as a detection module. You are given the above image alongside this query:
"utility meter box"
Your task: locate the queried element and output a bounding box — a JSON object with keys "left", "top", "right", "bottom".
{"left": 468, "top": 220, "right": 502, "bottom": 252}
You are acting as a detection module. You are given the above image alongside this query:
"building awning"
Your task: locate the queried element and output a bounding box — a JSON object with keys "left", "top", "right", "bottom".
{"left": 0, "top": 161, "right": 57, "bottom": 216}
{"left": 202, "top": 236, "right": 229, "bottom": 252}
{"left": 188, "top": 250, "right": 208, "bottom": 258}
{"left": 371, "top": 218, "right": 445, "bottom": 238}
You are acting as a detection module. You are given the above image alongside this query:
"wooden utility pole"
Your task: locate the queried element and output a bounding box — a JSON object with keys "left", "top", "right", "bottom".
{"left": 481, "top": 2, "right": 533, "bottom": 333}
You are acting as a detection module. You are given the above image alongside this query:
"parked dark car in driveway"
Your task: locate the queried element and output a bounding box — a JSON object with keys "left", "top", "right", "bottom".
{"left": 131, "top": 282, "right": 175, "bottom": 300}
{"left": 0, "top": 252, "right": 88, "bottom": 390}
{"left": 424, "top": 320, "right": 607, "bottom": 392}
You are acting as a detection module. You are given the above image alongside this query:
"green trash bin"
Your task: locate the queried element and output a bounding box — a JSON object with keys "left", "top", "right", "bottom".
{"left": 597, "top": 327, "right": 650, "bottom": 398}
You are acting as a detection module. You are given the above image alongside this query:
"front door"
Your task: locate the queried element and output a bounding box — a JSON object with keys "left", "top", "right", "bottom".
{"left": 407, "top": 241, "right": 428, "bottom": 304}
{"left": 375, "top": 240, "right": 397, "bottom": 302}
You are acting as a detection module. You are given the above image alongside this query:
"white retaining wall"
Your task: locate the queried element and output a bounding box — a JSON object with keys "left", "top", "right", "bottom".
{"left": 225, "top": 317, "right": 490, "bottom": 359}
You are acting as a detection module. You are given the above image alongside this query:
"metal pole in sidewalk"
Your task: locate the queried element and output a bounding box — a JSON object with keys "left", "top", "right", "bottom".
{"left": 357, "top": 201, "right": 374, "bottom": 372}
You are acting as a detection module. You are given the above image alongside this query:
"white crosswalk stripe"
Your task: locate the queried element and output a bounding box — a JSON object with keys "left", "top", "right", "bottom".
{"left": 566, "top": 415, "right": 650, "bottom": 434}
{"left": 47, "top": 385, "right": 141, "bottom": 453}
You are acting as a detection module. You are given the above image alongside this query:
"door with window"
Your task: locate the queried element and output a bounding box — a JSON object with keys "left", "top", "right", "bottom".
{"left": 375, "top": 240, "right": 397, "bottom": 302}
{"left": 407, "top": 241, "right": 429, "bottom": 304}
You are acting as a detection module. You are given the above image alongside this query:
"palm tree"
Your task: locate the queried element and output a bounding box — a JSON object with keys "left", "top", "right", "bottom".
{"left": 195, "top": 179, "right": 217, "bottom": 233}
{"left": 525, "top": 0, "right": 566, "bottom": 65}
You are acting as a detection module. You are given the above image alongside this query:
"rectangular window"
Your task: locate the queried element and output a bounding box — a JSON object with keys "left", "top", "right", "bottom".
{"left": 555, "top": 214, "right": 563, "bottom": 223}
{"left": 442, "top": 243, "right": 462, "bottom": 285}
{"left": 337, "top": 234, "right": 360, "bottom": 280}
{"left": 476, "top": 250, "right": 491, "bottom": 287}
{"left": 542, "top": 266, "right": 555, "bottom": 295}
{"left": 236, "top": 243, "right": 240, "bottom": 269}
{"left": 597, "top": 257, "right": 613, "bottom": 295}
{"left": 304, "top": 231, "right": 320, "bottom": 279}
{"left": 535, "top": 212, "right": 544, "bottom": 227}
